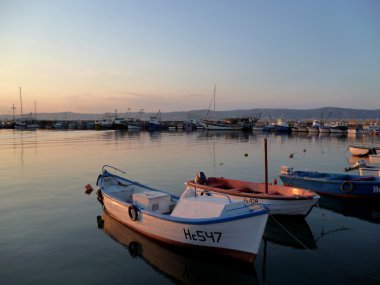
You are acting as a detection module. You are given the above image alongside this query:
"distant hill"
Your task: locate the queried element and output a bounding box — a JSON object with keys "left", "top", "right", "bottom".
{"left": 1, "top": 107, "right": 379, "bottom": 121}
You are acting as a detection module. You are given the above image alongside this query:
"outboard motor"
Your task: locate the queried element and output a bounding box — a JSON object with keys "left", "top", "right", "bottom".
{"left": 345, "top": 159, "right": 366, "bottom": 172}
{"left": 194, "top": 171, "right": 208, "bottom": 185}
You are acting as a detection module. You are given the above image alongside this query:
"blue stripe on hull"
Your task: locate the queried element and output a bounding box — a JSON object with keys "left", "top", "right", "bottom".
{"left": 279, "top": 175, "right": 380, "bottom": 199}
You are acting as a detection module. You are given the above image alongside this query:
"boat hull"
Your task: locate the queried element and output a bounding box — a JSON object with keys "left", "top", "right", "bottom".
{"left": 369, "top": 155, "right": 380, "bottom": 164}
{"left": 200, "top": 120, "right": 244, "bottom": 131}
{"left": 359, "top": 167, "right": 380, "bottom": 177}
{"left": 102, "top": 193, "right": 267, "bottom": 262}
{"left": 210, "top": 194, "right": 317, "bottom": 216}
{"left": 349, "top": 145, "right": 377, "bottom": 157}
{"left": 279, "top": 171, "right": 380, "bottom": 199}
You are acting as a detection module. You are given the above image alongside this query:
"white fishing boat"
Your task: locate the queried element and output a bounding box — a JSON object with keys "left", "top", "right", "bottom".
{"left": 369, "top": 155, "right": 380, "bottom": 164}
{"left": 95, "top": 165, "right": 269, "bottom": 263}
{"left": 359, "top": 166, "right": 380, "bottom": 176}
{"left": 345, "top": 159, "right": 380, "bottom": 177}
{"left": 307, "top": 120, "right": 321, "bottom": 133}
{"left": 186, "top": 172, "right": 319, "bottom": 216}
{"left": 348, "top": 145, "right": 378, "bottom": 157}
{"left": 199, "top": 85, "right": 249, "bottom": 131}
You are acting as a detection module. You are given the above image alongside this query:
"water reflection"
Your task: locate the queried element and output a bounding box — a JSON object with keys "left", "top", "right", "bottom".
{"left": 318, "top": 197, "right": 380, "bottom": 224}
{"left": 98, "top": 212, "right": 258, "bottom": 285}
{"left": 263, "top": 216, "right": 317, "bottom": 249}
{"left": 197, "top": 130, "right": 251, "bottom": 142}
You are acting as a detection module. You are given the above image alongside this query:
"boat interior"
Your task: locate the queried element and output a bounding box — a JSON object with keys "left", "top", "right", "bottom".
{"left": 187, "top": 175, "right": 316, "bottom": 199}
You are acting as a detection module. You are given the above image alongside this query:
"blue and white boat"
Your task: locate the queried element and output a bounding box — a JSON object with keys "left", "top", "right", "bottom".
{"left": 148, "top": 110, "right": 163, "bottom": 131}
{"left": 279, "top": 166, "right": 380, "bottom": 199}
{"left": 95, "top": 165, "right": 269, "bottom": 263}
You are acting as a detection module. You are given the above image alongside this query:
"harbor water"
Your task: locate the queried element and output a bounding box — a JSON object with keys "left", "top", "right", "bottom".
{"left": 1, "top": 129, "right": 379, "bottom": 284}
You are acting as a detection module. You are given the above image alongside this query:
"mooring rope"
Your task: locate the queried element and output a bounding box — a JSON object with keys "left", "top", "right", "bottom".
{"left": 268, "top": 213, "right": 375, "bottom": 284}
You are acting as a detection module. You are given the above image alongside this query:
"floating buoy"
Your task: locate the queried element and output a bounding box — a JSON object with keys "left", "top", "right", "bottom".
{"left": 85, "top": 184, "right": 94, "bottom": 194}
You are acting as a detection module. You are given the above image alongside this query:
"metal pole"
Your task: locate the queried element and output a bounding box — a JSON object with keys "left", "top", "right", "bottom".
{"left": 265, "top": 138, "right": 268, "bottom": 194}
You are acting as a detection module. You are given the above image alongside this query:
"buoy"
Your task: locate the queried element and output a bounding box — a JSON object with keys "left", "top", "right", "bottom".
{"left": 85, "top": 184, "right": 94, "bottom": 194}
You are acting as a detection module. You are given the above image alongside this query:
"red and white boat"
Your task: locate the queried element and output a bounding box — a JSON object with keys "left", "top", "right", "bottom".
{"left": 186, "top": 172, "right": 319, "bottom": 217}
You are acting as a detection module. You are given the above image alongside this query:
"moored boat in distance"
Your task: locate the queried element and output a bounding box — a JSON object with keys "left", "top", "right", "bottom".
{"left": 95, "top": 165, "right": 269, "bottom": 263}
{"left": 369, "top": 155, "right": 380, "bottom": 164}
{"left": 330, "top": 122, "right": 348, "bottom": 133}
{"left": 186, "top": 172, "right": 319, "bottom": 216}
{"left": 348, "top": 145, "right": 379, "bottom": 157}
{"left": 344, "top": 159, "right": 380, "bottom": 177}
{"left": 307, "top": 120, "right": 321, "bottom": 133}
{"left": 279, "top": 166, "right": 380, "bottom": 199}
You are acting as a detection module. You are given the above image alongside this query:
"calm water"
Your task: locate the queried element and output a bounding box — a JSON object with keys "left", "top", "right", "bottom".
{"left": 1, "top": 129, "right": 380, "bottom": 285}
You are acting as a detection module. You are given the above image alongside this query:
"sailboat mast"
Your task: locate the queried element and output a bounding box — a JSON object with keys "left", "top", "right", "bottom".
{"left": 19, "top": 87, "right": 23, "bottom": 120}
{"left": 213, "top": 85, "right": 216, "bottom": 115}
{"left": 11, "top": 104, "right": 16, "bottom": 121}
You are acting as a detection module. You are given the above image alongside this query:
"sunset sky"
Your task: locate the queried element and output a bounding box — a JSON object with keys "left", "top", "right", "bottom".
{"left": 1, "top": 0, "right": 379, "bottom": 115}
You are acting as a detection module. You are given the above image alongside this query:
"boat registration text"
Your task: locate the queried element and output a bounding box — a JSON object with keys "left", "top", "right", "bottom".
{"left": 183, "top": 229, "right": 222, "bottom": 243}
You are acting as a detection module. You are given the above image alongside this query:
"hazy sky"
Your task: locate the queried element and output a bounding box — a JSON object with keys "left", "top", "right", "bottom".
{"left": 1, "top": 0, "right": 379, "bottom": 115}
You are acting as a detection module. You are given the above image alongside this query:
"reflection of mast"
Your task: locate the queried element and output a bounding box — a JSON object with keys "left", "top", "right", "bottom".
{"left": 34, "top": 100, "right": 37, "bottom": 121}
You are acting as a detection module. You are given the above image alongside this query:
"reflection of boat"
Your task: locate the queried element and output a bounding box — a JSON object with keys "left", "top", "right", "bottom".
{"left": 186, "top": 173, "right": 319, "bottom": 216}
{"left": 279, "top": 166, "right": 380, "bottom": 199}
{"left": 318, "top": 196, "right": 380, "bottom": 224}
{"left": 96, "top": 165, "right": 268, "bottom": 263}
{"left": 99, "top": 212, "right": 259, "bottom": 284}
{"left": 263, "top": 216, "right": 317, "bottom": 249}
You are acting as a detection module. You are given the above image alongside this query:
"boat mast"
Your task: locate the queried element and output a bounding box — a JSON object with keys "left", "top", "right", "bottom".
{"left": 19, "top": 87, "right": 23, "bottom": 121}
{"left": 206, "top": 85, "right": 216, "bottom": 120}
{"left": 11, "top": 104, "right": 16, "bottom": 121}
{"left": 264, "top": 138, "right": 268, "bottom": 194}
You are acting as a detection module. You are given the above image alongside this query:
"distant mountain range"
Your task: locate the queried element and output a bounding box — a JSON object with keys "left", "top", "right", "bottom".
{"left": 1, "top": 107, "right": 379, "bottom": 121}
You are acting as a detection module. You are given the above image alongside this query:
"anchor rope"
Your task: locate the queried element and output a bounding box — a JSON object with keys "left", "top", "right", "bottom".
{"left": 269, "top": 214, "right": 374, "bottom": 284}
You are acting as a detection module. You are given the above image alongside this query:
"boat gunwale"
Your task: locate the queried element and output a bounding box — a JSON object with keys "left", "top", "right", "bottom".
{"left": 185, "top": 180, "right": 318, "bottom": 201}
{"left": 99, "top": 173, "right": 269, "bottom": 225}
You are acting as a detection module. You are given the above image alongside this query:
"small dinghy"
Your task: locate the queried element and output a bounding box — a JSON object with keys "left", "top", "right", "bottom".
{"left": 348, "top": 145, "right": 379, "bottom": 157}
{"left": 186, "top": 172, "right": 319, "bottom": 217}
{"left": 95, "top": 165, "right": 269, "bottom": 263}
{"left": 345, "top": 160, "right": 380, "bottom": 177}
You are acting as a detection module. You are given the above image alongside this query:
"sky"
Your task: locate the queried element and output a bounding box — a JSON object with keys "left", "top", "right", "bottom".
{"left": 0, "top": 0, "right": 379, "bottom": 115}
